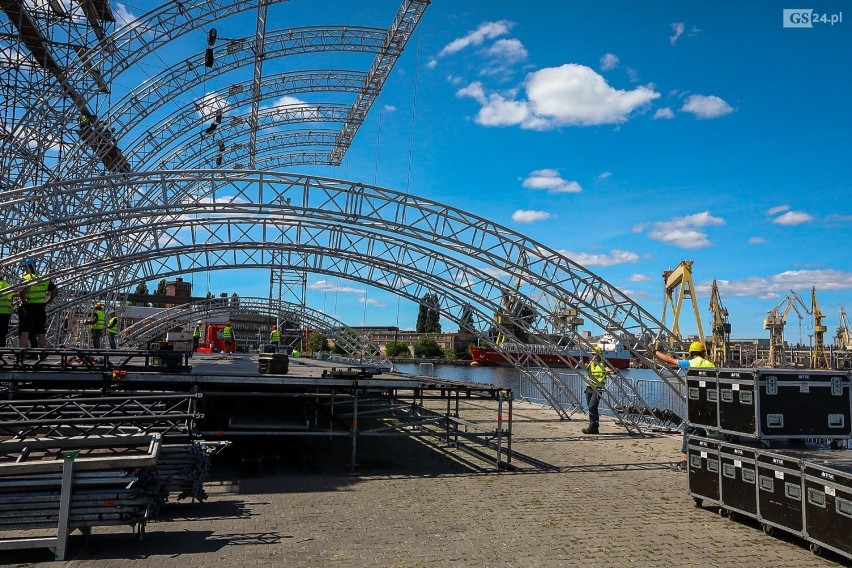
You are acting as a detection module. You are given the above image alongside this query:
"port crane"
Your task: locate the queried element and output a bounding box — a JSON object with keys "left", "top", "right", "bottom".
{"left": 810, "top": 287, "right": 830, "bottom": 369}
{"left": 708, "top": 280, "right": 732, "bottom": 366}
{"left": 837, "top": 307, "right": 852, "bottom": 350}
{"left": 660, "top": 260, "right": 705, "bottom": 348}
{"left": 764, "top": 290, "right": 810, "bottom": 368}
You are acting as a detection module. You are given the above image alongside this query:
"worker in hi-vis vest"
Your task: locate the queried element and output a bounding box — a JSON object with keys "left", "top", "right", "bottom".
{"left": 106, "top": 311, "right": 119, "bottom": 349}
{"left": 655, "top": 340, "right": 715, "bottom": 471}
{"left": 223, "top": 321, "right": 234, "bottom": 353}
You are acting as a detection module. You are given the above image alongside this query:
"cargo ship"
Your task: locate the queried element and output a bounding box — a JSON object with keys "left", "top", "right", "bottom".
{"left": 469, "top": 334, "right": 632, "bottom": 369}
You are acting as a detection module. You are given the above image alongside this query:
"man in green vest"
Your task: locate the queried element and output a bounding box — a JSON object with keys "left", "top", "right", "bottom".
{"left": 107, "top": 311, "right": 119, "bottom": 349}
{"left": 583, "top": 347, "right": 610, "bottom": 434}
{"left": 655, "top": 340, "right": 715, "bottom": 471}
{"left": 83, "top": 302, "right": 105, "bottom": 349}
{"left": 18, "top": 259, "right": 58, "bottom": 349}
{"left": 193, "top": 321, "right": 203, "bottom": 351}
{"left": 223, "top": 321, "right": 234, "bottom": 353}
{"left": 269, "top": 324, "right": 281, "bottom": 351}
{"left": 0, "top": 275, "right": 12, "bottom": 347}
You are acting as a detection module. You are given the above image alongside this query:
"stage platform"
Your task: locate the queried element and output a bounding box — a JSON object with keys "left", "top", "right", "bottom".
{"left": 0, "top": 351, "right": 514, "bottom": 471}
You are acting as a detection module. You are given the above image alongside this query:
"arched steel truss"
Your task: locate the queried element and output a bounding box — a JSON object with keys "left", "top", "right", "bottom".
{"left": 119, "top": 296, "right": 384, "bottom": 359}
{"left": 0, "top": 171, "right": 683, "bottom": 425}
{"left": 1, "top": 0, "right": 428, "bottom": 187}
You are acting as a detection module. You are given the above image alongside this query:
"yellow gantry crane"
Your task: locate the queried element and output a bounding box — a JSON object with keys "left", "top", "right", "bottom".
{"left": 764, "top": 290, "right": 810, "bottom": 368}
{"left": 709, "top": 280, "right": 732, "bottom": 366}
{"left": 810, "top": 287, "right": 830, "bottom": 369}
{"left": 837, "top": 306, "right": 851, "bottom": 350}
{"left": 661, "top": 260, "right": 705, "bottom": 348}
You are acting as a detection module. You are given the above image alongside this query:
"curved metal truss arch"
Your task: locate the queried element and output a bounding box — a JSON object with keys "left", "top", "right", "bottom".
{"left": 124, "top": 70, "right": 366, "bottom": 170}
{"left": 118, "top": 296, "right": 384, "bottom": 359}
{"left": 2, "top": 0, "right": 428, "bottom": 187}
{"left": 0, "top": 171, "right": 683, "bottom": 424}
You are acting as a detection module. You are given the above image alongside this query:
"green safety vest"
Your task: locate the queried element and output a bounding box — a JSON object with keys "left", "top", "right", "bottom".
{"left": 23, "top": 273, "right": 50, "bottom": 304}
{"left": 91, "top": 310, "right": 105, "bottom": 330}
{"left": 270, "top": 329, "right": 281, "bottom": 342}
{"left": 223, "top": 326, "right": 233, "bottom": 339}
{"left": 0, "top": 279, "right": 11, "bottom": 315}
{"left": 107, "top": 316, "right": 118, "bottom": 333}
{"left": 586, "top": 360, "right": 606, "bottom": 388}
{"left": 689, "top": 356, "right": 715, "bottom": 368}
{"left": 193, "top": 325, "right": 202, "bottom": 338}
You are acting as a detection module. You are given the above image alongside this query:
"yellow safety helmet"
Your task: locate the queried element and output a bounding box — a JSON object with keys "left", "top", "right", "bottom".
{"left": 688, "top": 341, "right": 705, "bottom": 354}
{"left": 94, "top": 302, "right": 103, "bottom": 308}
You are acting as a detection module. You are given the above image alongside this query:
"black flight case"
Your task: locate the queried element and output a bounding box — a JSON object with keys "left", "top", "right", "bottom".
{"left": 755, "top": 447, "right": 813, "bottom": 537}
{"left": 686, "top": 367, "right": 718, "bottom": 432}
{"left": 801, "top": 456, "right": 852, "bottom": 560}
{"left": 716, "top": 368, "right": 851, "bottom": 443}
{"left": 687, "top": 435, "right": 720, "bottom": 508}
{"left": 719, "top": 441, "right": 759, "bottom": 519}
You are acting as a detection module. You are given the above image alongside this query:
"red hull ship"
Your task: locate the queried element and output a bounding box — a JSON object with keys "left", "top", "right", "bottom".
{"left": 469, "top": 336, "right": 632, "bottom": 370}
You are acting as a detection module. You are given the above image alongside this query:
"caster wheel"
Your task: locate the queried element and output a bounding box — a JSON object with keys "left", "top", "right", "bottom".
{"left": 692, "top": 497, "right": 703, "bottom": 508}
{"left": 761, "top": 523, "right": 775, "bottom": 536}
{"left": 809, "top": 542, "right": 823, "bottom": 556}
{"left": 727, "top": 511, "right": 738, "bottom": 522}
{"left": 718, "top": 507, "right": 729, "bottom": 518}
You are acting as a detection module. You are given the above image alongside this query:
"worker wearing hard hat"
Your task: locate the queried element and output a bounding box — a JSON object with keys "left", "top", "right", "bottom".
{"left": 18, "top": 258, "right": 59, "bottom": 349}
{"left": 83, "top": 302, "right": 106, "bottom": 349}
{"left": 107, "top": 311, "right": 119, "bottom": 349}
{"left": 582, "top": 346, "right": 612, "bottom": 435}
{"left": 193, "top": 321, "right": 203, "bottom": 351}
{"left": 655, "top": 340, "right": 715, "bottom": 470}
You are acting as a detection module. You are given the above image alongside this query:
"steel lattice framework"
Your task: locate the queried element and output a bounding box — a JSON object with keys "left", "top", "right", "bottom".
{"left": 0, "top": 170, "right": 683, "bottom": 424}
{"left": 119, "top": 296, "right": 385, "bottom": 359}
{"left": 0, "top": 0, "right": 687, "bottom": 429}
{"left": 0, "top": 1, "right": 428, "bottom": 186}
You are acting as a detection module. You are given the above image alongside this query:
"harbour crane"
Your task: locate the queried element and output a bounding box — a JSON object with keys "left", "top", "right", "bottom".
{"left": 764, "top": 290, "right": 810, "bottom": 368}
{"left": 661, "top": 260, "right": 705, "bottom": 349}
{"left": 708, "top": 280, "right": 732, "bottom": 366}
{"left": 810, "top": 287, "right": 830, "bottom": 369}
{"left": 837, "top": 306, "right": 851, "bottom": 350}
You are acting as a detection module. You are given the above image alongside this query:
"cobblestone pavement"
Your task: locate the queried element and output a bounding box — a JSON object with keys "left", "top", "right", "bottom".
{"left": 4, "top": 402, "right": 847, "bottom": 567}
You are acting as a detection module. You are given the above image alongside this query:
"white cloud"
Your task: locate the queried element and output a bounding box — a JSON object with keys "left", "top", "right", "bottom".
{"left": 522, "top": 169, "right": 582, "bottom": 193}
{"left": 383, "top": 104, "right": 397, "bottom": 112}
{"left": 706, "top": 270, "right": 852, "bottom": 300}
{"left": 359, "top": 297, "right": 385, "bottom": 307}
{"left": 642, "top": 211, "right": 726, "bottom": 248}
{"left": 559, "top": 249, "right": 639, "bottom": 267}
{"left": 600, "top": 53, "right": 619, "bottom": 71}
{"left": 596, "top": 171, "right": 612, "bottom": 181}
{"left": 670, "top": 22, "right": 685, "bottom": 45}
{"left": 458, "top": 64, "right": 660, "bottom": 129}
{"left": 512, "top": 210, "right": 551, "bottom": 223}
{"left": 482, "top": 38, "right": 528, "bottom": 65}
{"left": 196, "top": 93, "right": 228, "bottom": 121}
{"left": 628, "top": 273, "right": 650, "bottom": 282}
{"left": 308, "top": 280, "right": 364, "bottom": 295}
{"left": 114, "top": 3, "right": 140, "bottom": 30}
{"left": 681, "top": 94, "right": 734, "bottom": 119}
{"left": 772, "top": 210, "right": 813, "bottom": 225}
{"left": 439, "top": 20, "right": 514, "bottom": 57}
{"left": 653, "top": 107, "right": 674, "bottom": 119}
{"left": 748, "top": 237, "right": 767, "bottom": 244}
{"left": 767, "top": 204, "right": 791, "bottom": 215}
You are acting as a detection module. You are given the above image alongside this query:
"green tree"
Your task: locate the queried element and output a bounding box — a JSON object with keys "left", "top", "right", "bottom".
{"left": 307, "top": 331, "right": 329, "bottom": 353}
{"left": 416, "top": 293, "right": 441, "bottom": 333}
{"left": 133, "top": 282, "right": 149, "bottom": 306}
{"left": 459, "top": 303, "right": 474, "bottom": 332}
{"left": 385, "top": 341, "right": 410, "bottom": 358}
{"left": 413, "top": 337, "right": 443, "bottom": 358}
{"left": 152, "top": 279, "right": 168, "bottom": 307}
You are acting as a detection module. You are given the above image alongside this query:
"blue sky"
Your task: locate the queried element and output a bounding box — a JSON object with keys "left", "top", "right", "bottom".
{"left": 114, "top": 1, "right": 852, "bottom": 341}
